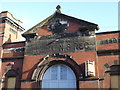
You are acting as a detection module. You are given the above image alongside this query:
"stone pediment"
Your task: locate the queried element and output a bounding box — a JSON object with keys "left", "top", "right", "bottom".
{"left": 22, "top": 8, "right": 99, "bottom": 38}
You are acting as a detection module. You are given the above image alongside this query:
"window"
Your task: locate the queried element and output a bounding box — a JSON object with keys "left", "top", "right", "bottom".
{"left": 7, "top": 77, "right": 16, "bottom": 88}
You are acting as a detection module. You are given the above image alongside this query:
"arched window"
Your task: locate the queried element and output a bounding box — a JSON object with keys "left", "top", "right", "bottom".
{"left": 42, "top": 64, "right": 76, "bottom": 89}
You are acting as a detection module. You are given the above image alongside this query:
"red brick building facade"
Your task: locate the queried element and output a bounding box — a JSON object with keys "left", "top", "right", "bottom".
{"left": 0, "top": 7, "right": 120, "bottom": 89}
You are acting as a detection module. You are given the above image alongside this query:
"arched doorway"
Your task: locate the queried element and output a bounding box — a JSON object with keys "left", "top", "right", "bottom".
{"left": 42, "top": 64, "right": 76, "bottom": 89}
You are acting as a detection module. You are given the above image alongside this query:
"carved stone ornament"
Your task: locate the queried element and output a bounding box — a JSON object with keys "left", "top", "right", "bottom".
{"left": 48, "top": 18, "right": 69, "bottom": 34}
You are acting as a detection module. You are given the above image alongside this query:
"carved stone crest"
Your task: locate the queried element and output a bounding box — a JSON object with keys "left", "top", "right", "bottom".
{"left": 48, "top": 18, "right": 69, "bottom": 34}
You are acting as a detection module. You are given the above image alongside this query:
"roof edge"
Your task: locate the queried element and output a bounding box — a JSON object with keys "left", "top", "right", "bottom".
{"left": 96, "top": 30, "right": 120, "bottom": 35}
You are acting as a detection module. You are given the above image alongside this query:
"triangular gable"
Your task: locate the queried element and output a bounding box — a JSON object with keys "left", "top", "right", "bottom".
{"left": 23, "top": 10, "right": 99, "bottom": 37}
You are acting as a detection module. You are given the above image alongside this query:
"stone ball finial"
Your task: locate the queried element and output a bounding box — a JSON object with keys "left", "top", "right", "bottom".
{"left": 56, "top": 5, "right": 61, "bottom": 10}
{"left": 56, "top": 5, "right": 61, "bottom": 13}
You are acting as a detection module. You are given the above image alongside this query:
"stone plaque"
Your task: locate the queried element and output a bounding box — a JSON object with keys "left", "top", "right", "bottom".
{"left": 25, "top": 36, "right": 96, "bottom": 55}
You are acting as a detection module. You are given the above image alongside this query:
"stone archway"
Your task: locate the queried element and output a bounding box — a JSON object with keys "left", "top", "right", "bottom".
{"left": 31, "top": 54, "right": 81, "bottom": 88}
